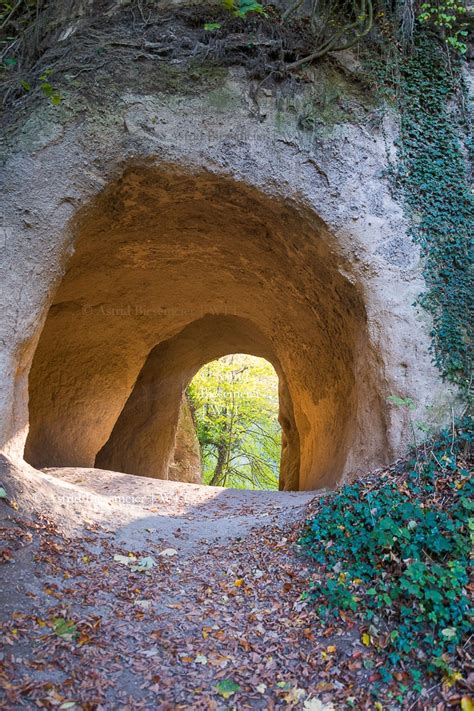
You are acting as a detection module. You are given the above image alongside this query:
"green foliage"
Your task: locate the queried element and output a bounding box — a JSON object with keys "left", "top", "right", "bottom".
{"left": 418, "top": 0, "right": 469, "bottom": 54}
{"left": 372, "top": 34, "right": 473, "bottom": 390}
{"left": 16, "top": 67, "right": 61, "bottom": 104}
{"left": 187, "top": 355, "right": 280, "bottom": 490}
{"left": 52, "top": 617, "right": 78, "bottom": 641}
{"left": 300, "top": 417, "right": 473, "bottom": 689}
{"left": 222, "top": 0, "right": 266, "bottom": 17}
{"left": 214, "top": 678, "right": 241, "bottom": 698}
{"left": 38, "top": 68, "right": 60, "bottom": 105}
{"left": 396, "top": 39, "right": 472, "bottom": 389}
{"left": 387, "top": 395, "right": 415, "bottom": 410}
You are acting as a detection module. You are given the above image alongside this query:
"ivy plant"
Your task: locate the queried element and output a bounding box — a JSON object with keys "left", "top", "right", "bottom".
{"left": 300, "top": 417, "right": 473, "bottom": 694}
{"left": 418, "top": 0, "right": 469, "bottom": 54}
{"left": 369, "top": 32, "right": 473, "bottom": 391}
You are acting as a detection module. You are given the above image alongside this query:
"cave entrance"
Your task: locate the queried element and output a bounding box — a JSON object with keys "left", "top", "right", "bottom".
{"left": 23, "top": 164, "right": 383, "bottom": 491}
{"left": 186, "top": 354, "right": 281, "bottom": 490}
{"left": 93, "top": 315, "right": 298, "bottom": 490}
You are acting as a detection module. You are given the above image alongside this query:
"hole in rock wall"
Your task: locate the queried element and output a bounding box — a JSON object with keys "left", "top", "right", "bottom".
{"left": 93, "top": 314, "right": 295, "bottom": 488}
{"left": 185, "top": 354, "right": 281, "bottom": 490}
{"left": 24, "top": 164, "right": 385, "bottom": 490}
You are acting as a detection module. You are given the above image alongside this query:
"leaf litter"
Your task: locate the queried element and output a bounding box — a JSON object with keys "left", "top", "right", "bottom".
{"left": 0, "top": 450, "right": 472, "bottom": 710}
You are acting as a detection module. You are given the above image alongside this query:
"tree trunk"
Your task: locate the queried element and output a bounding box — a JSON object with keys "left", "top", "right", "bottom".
{"left": 209, "top": 443, "right": 227, "bottom": 486}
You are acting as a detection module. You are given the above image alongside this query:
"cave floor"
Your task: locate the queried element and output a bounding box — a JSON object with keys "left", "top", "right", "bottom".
{"left": 0, "top": 467, "right": 440, "bottom": 709}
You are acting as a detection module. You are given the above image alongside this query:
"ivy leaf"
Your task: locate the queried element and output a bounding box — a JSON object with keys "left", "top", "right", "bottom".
{"left": 387, "top": 395, "right": 416, "bottom": 410}
{"left": 52, "top": 617, "right": 77, "bottom": 641}
{"left": 441, "top": 627, "right": 457, "bottom": 640}
{"left": 40, "top": 82, "right": 53, "bottom": 97}
{"left": 214, "top": 679, "right": 240, "bottom": 698}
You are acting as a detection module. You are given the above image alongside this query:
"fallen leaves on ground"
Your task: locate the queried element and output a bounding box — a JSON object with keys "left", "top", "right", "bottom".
{"left": 0, "top": 474, "right": 471, "bottom": 710}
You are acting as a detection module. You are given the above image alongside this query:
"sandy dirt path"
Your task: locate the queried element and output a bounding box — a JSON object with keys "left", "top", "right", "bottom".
{"left": 2, "top": 463, "right": 365, "bottom": 710}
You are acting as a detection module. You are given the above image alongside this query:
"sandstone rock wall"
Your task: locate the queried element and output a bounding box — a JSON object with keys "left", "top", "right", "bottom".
{"left": 169, "top": 395, "right": 202, "bottom": 485}
{"left": 0, "top": 28, "right": 456, "bottom": 489}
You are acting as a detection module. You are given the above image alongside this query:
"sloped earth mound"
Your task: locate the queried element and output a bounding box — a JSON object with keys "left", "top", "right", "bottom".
{"left": 0, "top": 452, "right": 471, "bottom": 709}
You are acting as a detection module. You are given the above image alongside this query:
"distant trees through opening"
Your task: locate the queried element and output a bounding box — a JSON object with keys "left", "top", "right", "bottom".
{"left": 187, "top": 355, "right": 281, "bottom": 490}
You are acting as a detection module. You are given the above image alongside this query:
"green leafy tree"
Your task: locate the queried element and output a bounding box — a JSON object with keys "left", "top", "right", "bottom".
{"left": 187, "top": 355, "right": 281, "bottom": 490}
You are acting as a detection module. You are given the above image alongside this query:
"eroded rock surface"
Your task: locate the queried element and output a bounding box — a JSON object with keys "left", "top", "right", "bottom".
{"left": 0, "top": 12, "right": 456, "bottom": 489}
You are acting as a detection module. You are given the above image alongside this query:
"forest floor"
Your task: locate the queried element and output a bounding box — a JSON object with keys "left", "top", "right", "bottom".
{"left": 0, "top": 462, "right": 469, "bottom": 710}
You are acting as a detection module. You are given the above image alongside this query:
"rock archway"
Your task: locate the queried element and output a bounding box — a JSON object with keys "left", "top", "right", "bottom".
{"left": 96, "top": 316, "right": 297, "bottom": 488}
{"left": 24, "top": 164, "right": 387, "bottom": 490}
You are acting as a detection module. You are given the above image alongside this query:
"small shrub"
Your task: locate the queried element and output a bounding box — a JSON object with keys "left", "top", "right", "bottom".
{"left": 300, "top": 418, "right": 473, "bottom": 689}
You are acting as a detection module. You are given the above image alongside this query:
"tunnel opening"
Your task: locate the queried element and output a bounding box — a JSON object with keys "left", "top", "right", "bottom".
{"left": 93, "top": 315, "right": 298, "bottom": 490}
{"left": 186, "top": 354, "right": 281, "bottom": 490}
{"left": 23, "top": 164, "right": 387, "bottom": 490}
